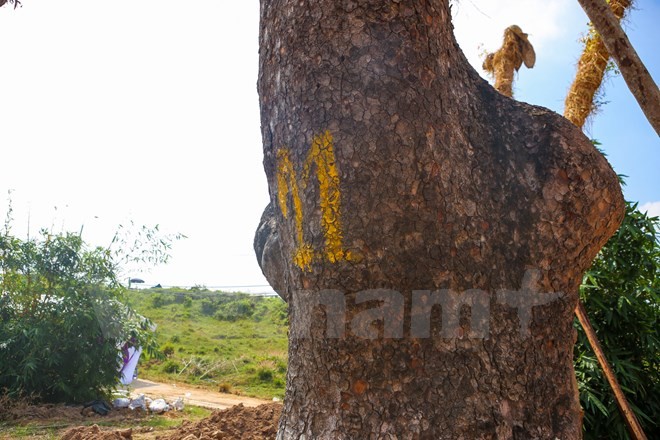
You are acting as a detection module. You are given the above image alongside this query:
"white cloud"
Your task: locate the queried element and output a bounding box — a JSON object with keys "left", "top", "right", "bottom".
{"left": 639, "top": 201, "right": 660, "bottom": 218}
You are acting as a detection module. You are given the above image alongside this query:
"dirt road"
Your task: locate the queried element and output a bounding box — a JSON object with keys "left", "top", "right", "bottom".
{"left": 126, "top": 379, "right": 270, "bottom": 410}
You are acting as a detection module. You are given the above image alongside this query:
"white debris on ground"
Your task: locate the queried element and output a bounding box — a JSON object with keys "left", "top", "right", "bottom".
{"left": 148, "top": 399, "right": 169, "bottom": 413}
{"left": 128, "top": 394, "right": 147, "bottom": 411}
{"left": 172, "top": 397, "right": 185, "bottom": 411}
{"left": 111, "top": 394, "right": 185, "bottom": 413}
{"left": 112, "top": 398, "right": 131, "bottom": 408}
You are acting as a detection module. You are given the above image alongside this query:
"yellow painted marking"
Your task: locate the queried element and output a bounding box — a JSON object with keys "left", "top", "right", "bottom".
{"left": 294, "top": 244, "right": 314, "bottom": 272}
{"left": 303, "top": 131, "right": 352, "bottom": 263}
{"left": 275, "top": 131, "right": 352, "bottom": 271}
{"left": 276, "top": 148, "right": 312, "bottom": 271}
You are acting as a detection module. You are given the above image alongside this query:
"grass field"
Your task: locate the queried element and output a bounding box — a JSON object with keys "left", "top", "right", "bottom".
{"left": 125, "top": 288, "right": 288, "bottom": 400}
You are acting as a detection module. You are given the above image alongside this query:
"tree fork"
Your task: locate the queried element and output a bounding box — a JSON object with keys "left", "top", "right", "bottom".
{"left": 256, "top": 1, "right": 624, "bottom": 437}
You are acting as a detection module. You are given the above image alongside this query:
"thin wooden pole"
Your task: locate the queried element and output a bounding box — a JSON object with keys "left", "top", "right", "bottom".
{"left": 575, "top": 301, "right": 648, "bottom": 440}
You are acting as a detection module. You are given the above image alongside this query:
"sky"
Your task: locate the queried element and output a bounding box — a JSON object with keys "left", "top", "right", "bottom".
{"left": 0, "top": 0, "right": 658, "bottom": 293}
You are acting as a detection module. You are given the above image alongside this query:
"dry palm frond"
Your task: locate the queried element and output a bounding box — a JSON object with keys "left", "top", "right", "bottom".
{"left": 482, "top": 25, "right": 536, "bottom": 97}
{"left": 564, "top": 0, "right": 632, "bottom": 128}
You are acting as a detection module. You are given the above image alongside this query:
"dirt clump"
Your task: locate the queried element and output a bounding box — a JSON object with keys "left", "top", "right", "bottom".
{"left": 60, "top": 424, "right": 133, "bottom": 440}
{"left": 157, "top": 403, "right": 282, "bottom": 440}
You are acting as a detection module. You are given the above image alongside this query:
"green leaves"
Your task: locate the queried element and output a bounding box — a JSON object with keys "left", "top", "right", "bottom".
{"left": 0, "top": 213, "right": 167, "bottom": 403}
{"left": 576, "top": 201, "right": 659, "bottom": 439}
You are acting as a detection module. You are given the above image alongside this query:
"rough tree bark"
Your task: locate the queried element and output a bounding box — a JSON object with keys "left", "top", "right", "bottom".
{"left": 256, "top": 1, "right": 624, "bottom": 438}
{"left": 576, "top": 0, "right": 660, "bottom": 136}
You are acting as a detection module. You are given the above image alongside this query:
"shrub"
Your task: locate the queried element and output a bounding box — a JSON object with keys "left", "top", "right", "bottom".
{"left": 576, "top": 202, "right": 659, "bottom": 439}
{"left": 218, "top": 383, "right": 233, "bottom": 394}
{"left": 161, "top": 344, "right": 175, "bottom": 358}
{"left": 257, "top": 368, "right": 274, "bottom": 382}
{"left": 0, "top": 209, "right": 176, "bottom": 403}
{"left": 214, "top": 298, "right": 256, "bottom": 322}
{"left": 200, "top": 298, "right": 218, "bottom": 316}
{"left": 161, "top": 360, "right": 181, "bottom": 374}
{"left": 151, "top": 293, "right": 167, "bottom": 308}
{"left": 270, "top": 298, "right": 288, "bottom": 324}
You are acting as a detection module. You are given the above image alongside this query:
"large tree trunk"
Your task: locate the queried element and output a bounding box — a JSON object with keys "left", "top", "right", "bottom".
{"left": 256, "top": 1, "right": 624, "bottom": 438}
{"left": 576, "top": 0, "right": 660, "bottom": 136}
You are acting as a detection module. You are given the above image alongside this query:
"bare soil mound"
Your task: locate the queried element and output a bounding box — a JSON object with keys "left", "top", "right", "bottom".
{"left": 2, "top": 401, "right": 149, "bottom": 424}
{"left": 60, "top": 424, "right": 133, "bottom": 440}
{"left": 157, "top": 403, "right": 282, "bottom": 440}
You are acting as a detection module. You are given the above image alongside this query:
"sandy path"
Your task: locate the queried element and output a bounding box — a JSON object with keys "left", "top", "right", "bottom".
{"left": 125, "top": 379, "right": 271, "bottom": 410}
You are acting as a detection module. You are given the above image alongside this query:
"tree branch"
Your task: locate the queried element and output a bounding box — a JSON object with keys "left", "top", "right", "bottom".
{"left": 577, "top": 0, "right": 660, "bottom": 136}
{"left": 575, "top": 302, "right": 648, "bottom": 440}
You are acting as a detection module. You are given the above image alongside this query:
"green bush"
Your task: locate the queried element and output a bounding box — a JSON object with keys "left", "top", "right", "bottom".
{"left": 0, "top": 210, "right": 176, "bottom": 403}
{"left": 269, "top": 298, "right": 288, "bottom": 324}
{"left": 200, "top": 298, "right": 218, "bottom": 316}
{"left": 576, "top": 202, "right": 659, "bottom": 439}
{"left": 214, "top": 298, "right": 256, "bottom": 322}
{"left": 257, "top": 368, "right": 274, "bottom": 382}
{"left": 161, "top": 360, "right": 181, "bottom": 374}
{"left": 151, "top": 293, "right": 167, "bottom": 308}
{"left": 161, "top": 344, "right": 175, "bottom": 358}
